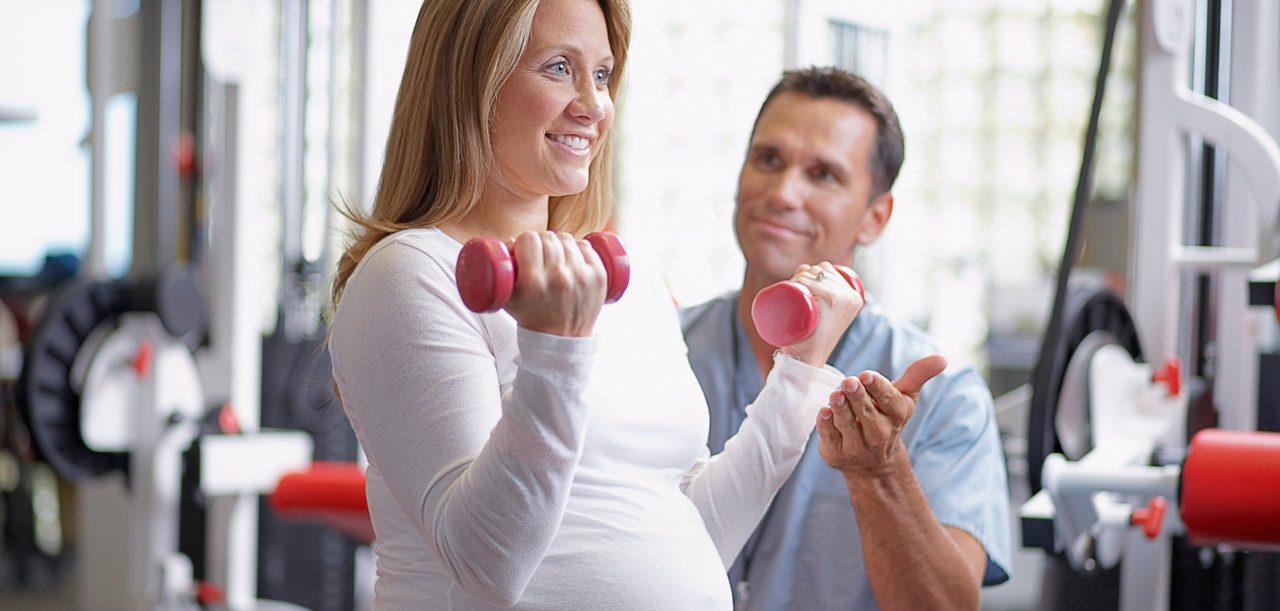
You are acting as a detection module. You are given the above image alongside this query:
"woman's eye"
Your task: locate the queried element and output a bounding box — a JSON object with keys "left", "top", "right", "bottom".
{"left": 594, "top": 68, "right": 612, "bottom": 85}
{"left": 548, "top": 61, "right": 569, "bottom": 76}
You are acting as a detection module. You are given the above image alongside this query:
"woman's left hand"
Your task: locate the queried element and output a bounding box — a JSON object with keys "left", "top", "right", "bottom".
{"left": 780, "top": 261, "right": 864, "bottom": 368}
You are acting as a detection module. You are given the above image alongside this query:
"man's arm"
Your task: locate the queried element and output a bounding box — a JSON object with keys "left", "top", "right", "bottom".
{"left": 815, "top": 356, "right": 987, "bottom": 611}
{"left": 843, "top": 451, "right": 985, "bottom": 611}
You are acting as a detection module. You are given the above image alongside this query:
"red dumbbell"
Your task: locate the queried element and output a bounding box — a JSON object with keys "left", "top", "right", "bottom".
{"left": 750, "top": 266, "right": 865, "bottom": 347}
{"left": 456, "top": 231, "right": 630, "bottom": 313}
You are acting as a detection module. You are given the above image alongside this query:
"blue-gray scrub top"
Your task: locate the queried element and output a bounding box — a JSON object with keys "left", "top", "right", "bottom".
{"left": 680, "top": 294, "right": 1012, "bottom": 610}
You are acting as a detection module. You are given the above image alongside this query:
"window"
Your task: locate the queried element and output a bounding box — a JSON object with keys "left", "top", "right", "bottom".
{"left": 829, "top": 20, "right": 889, "bottom": 86}
{"left": 0, "top": 3, "right": 94, "bottom": 276}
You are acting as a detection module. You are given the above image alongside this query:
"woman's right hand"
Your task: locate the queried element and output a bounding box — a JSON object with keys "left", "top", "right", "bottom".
{"left": 504, "top": 231, "right": 607, "bottom": 337}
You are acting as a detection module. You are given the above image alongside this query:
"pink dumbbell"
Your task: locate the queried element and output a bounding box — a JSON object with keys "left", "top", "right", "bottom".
{"left": 750, "top": 266, "right": 865, "bottom": 347}
{"left": 455, "top": 231, "right": 630, "bottom": 313}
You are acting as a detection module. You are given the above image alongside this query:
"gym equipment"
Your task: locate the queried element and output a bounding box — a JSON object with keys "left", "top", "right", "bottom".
{"left": 0, "top": 105, "right": 37, "bottom": 124}
{"left": 17, "top": 1, "right": 367, "bottom": 608}
{"left": 17, "top": 267, "right": 205, "bottom": 481}
{"left": 1178, "top": 429, "right": 1280, "bottom": 547}
{"left": 256, "top": 331, "right": 360, "bottom": 611}
{"left": 1, "top": 255, "right": 93, "bottom": 588}
{"left": 1020, "top": 0, "right": 1280, "bottom": 609}
{"left": 1026, "top": 285, "right": 1143, "bottom": 494}
{"left": 16, "top": 269, "right": 312, "bottom": 609}
{"left": 269, "top": 462, "right": 373, "bottom": 544}
{"left": 750, "top": 266, "right": 864, "bottom": 347}
{"left": 1033, "top": 425, "right": 1280, "bottom": 563}
{"left": 455, "top": 232, "right": 631, "bottom": 313}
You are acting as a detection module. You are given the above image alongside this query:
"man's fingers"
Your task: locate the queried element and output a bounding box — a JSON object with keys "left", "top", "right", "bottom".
{"left": 858, "top": 370, "right": 912, "bottom": 425}
{"left": 843, "top": 376, "right": 892, "bottom": 446}
{"left": 893, "top": 354, "right": 948, "bottom": 399}
{"left": 816, "top": 407, "right": 843, "bottom": 454}
{"left": 828, "top": 389, "right": 846, "bottom": 412}
{"left": 829, "top": 384, "right": 860, "bottom": 436}
{"left": 858, "top": 370, "right": 898, "bottom": 408}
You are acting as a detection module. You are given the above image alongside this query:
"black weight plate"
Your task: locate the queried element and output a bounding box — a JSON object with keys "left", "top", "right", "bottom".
{"left": 16, "top": 280, "right": 129, "bottom": 480}
{"left": 1027, "top": 284, "right": 1142, "bottom": 493}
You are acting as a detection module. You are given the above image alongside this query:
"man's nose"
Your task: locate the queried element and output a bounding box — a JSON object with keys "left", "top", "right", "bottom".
{"left": 764, "top": 169, "right": 805, "bottom": 211}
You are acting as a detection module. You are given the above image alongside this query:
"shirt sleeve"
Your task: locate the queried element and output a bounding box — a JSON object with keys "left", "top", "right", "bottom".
{"left": 329, "top": 242, "right": 597, "bottom": 606}
{"left": 680, "top": 351, "right": 846, "bottom": 568}
{"left": 908, "top": 368, "right": 1013, "bottom": 584}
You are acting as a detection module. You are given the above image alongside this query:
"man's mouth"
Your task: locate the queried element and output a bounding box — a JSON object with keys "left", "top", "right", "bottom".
{"left": 754, "top": 215, "right": 808, "bottom": 237}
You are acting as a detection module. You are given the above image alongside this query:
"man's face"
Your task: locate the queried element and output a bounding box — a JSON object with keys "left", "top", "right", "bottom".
{"left": 734, "top": 92, "right": 888, "bottom": 284}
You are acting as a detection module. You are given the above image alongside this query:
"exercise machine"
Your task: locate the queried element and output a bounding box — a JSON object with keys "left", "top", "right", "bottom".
{"left": 1021, "top": 0, "right": 1280, "bottom": 609}
{"left": 9, "top": 1, "right": 365, "bottom": 608}
{"left": 18, "top": 269, "right": 313, "bottom": 608}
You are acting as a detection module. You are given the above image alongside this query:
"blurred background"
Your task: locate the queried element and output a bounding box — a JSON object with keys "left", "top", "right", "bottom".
{"left": 4, "top": 0, "right": 1279, "bottom": 610}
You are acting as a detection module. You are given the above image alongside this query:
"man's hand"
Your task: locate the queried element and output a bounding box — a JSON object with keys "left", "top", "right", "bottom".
{"left": 816, "top": 354, "right": 947, "bottom": 479}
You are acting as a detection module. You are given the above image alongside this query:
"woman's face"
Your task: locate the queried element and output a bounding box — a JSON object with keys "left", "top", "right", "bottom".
{"left": 488, "top": 0, "right": 615, "bottom": 202}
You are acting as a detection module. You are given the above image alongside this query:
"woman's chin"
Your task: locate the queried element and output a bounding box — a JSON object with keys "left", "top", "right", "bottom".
{"left": 546, "top": 174, "right": 591, "bottom": 197}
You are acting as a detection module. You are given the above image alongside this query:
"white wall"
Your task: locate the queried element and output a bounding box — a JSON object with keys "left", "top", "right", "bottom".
{"left": 613, "top": 0, "right": 788, "bottom": 307}
{"left": 360, "top": 0, "right": 422, "bottom": 211}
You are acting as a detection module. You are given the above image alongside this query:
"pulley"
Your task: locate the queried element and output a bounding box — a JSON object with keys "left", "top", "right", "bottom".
{"left": 16, "top": 268, "right": 205, "bottom": 481}
{"left": 1027, "top": 284, "right": 1142, "bottom": 494}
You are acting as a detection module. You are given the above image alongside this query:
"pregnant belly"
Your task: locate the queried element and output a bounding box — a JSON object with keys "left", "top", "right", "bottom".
{"left": 514, "top": 495, "right": 732, "bottom": 610}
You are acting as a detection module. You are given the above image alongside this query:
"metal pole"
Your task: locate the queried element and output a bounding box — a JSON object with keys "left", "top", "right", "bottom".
{"left": 279, "top": 0, "right": 307, "bottom": 340}
{"left": 86, "top": 0, "right": 111, "bottom": 280}
{"left": 132, "top": 0, "right": 186, "bottom": 275}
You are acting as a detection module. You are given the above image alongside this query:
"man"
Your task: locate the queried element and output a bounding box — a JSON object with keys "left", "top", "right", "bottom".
{"left": 681, "top": 67, "right": 1011, "bottom": 610}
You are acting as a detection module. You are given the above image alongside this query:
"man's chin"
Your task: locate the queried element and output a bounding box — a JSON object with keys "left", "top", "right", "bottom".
{"left": 746, "top": 256, "right": 804, "bottom": 285}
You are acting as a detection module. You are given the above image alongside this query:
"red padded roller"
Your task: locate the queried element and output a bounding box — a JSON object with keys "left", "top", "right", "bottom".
{"left": 270, "top": 462, "right": 373, "bottom": 543}
{"left": 1180, "top": 429, "right": 1280, "bottom": 547}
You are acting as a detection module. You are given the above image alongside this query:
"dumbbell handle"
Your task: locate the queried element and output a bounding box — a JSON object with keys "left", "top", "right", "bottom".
{"left": 750, "top": 267, "right": 864, "bottom": 348}
{"left": 456, "top": 231, "right": 630, "bottom": 313}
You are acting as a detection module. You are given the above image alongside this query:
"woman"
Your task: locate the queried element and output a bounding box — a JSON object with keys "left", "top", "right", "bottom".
{"left": 328, "top": 0, "right": 862, "bottom": 608}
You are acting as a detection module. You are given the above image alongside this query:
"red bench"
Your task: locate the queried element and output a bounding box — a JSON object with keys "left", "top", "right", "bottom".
{"left": 269, "top": 462, "right": 373, "bottom": 544}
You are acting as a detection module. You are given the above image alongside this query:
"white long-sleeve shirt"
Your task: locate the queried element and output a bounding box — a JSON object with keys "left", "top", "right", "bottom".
{"left": 329, "top": 228, "right": 844, "bottom": 610}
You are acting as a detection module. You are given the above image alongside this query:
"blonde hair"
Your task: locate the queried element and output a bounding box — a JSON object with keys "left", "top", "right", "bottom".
{"left": 331, "top": 0, "right": 632, "bottom": 306}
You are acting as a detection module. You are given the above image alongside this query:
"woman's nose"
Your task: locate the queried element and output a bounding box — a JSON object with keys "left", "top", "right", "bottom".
{"left": 569, "top": 80, "right": 608, "bottom": 123}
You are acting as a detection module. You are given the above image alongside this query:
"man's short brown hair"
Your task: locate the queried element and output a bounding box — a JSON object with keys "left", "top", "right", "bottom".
{"left": 752, "top": 67, "right": 905, "bottom": 198}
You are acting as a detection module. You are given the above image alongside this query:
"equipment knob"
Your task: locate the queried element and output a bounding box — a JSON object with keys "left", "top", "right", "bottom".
{"left": 1152, "top": 356, "right": 1181, "bottom": 397}
{"left": 1130, "top": 496, "right": 1168, "bottom": 539}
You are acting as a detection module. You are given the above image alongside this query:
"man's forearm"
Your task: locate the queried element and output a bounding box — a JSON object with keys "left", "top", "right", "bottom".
{"left": 845, "top": 452, "right": 981, "bottom": 611}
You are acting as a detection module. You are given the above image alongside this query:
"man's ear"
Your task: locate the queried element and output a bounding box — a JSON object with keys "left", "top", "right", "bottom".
{"left": 856, "top": 192, "right": 894, "bottom": 245}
